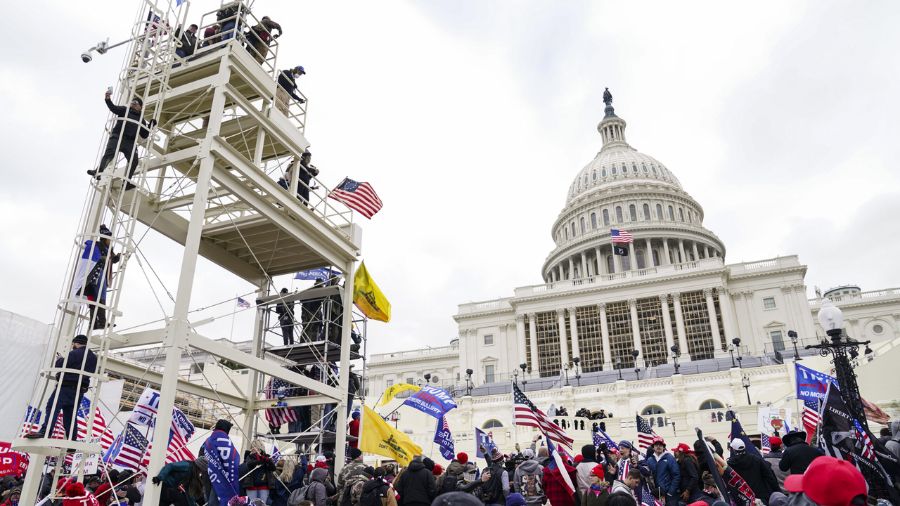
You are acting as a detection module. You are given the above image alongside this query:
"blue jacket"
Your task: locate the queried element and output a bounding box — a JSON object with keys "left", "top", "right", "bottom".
{"left": 647, "top": 452, "right": 680, "bottom": 496}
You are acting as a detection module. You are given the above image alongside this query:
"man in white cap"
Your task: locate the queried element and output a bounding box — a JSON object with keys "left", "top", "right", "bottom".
{"left": 726, "top": 438, "right": 780, "bottom": 505}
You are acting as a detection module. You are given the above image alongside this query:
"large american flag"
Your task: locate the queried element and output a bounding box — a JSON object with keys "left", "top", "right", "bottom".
{"left": 328, "top": 178, "right": 383, "bottom": 219}
{"left": 76, "top": 397, "right": 115, "bottom": 452}
{"left": 112, "top": 424, "right": 149, "bottom": 471}
{"left": 802, "top": 398, "right": 820, "bottom": 444}
{"left": 611, "top": 228, "right": 634, "bottom": 244}
{"left": 635, "top": 415, "right": 656, "bottom": 452}
{"left": 512, "top": 383, "right": 573, "bottom": 449}
{"left": 265, "top": 378, "right": 298, "bottom": 427}
{"left": 546, "top": 436, "right": 576, "bottom": 495}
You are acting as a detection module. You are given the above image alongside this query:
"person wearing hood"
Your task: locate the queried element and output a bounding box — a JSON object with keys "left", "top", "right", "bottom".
{"left": 436, "top": 456, "right": 467, "bottom": 494}
{"left": 726, "top": 439, "right": 779, "bottom": 505}
{"left": 646, "top": 437, "right": 680, "bottom": 506}
{"left": 513, "top": 448, "right": 544, "bottom": 506}
{"left": 302, "top": 467, "right": 329, "bottom": 506}
{"left": 777, "top": 431, "right": 823, "bottom": 475}
{"left": 885, "top": 420, "right": 900, "bottom": 460}
{"left": 394, "top": 456, "right": 437, "bottom": 506}
{"left": 359, "top": 467, "right": 397, "bottom": 506}
{"left": 574, "top": 445, "right": 599, "bottom": 495}
{"left": 152, "top": 460, "right": 204, "bottom": 506}
{"left": 478, "top": 449, "right": 508, "bottom": 506}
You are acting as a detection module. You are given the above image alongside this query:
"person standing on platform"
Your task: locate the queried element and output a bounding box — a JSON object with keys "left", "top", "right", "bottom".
{"left": 26, "top": 335, "right": 97, "bottom": 440}
{"left": 348, "top": 410, "right": 360, "bottom": 449}
{"left": 247, "top": 16, "right": 282, "bottom": 63}
{"left": 275, "top": 288, "right": 295, "bottom": 346}
{"left": 302, "top": 278, "right": 325, "bottom": 340}
{"left": 297, "top": 151, "right": 318, "bottom": 206}
{"left": 87, "top": 89, "right": 155, "bottom": 190}
{"left": 175, "top": 24, "right": 198, "bottom": 58}
{"left": 276, "top": 66, "right": 305, "bottom": 115}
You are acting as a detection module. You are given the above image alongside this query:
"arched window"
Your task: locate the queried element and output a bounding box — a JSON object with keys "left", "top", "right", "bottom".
{"left": 642, "top": 163, "right": 648, "bottom": 173}
{"left": 615, "top": 206, "right": 624, "bottom": 223}
{"left": 584, "top": 175, "right": 588, "bottom": 185}
{"left": 564, "top": 228, "right": 568, "bottom": 240}
{"left": 641, "top": 405, "right": 666, "bottom": 415}
{"left": 622, "top": 163, "right": 627, "bottom": 173}
{"left": 580, "top": 217, "right": 586, "bottom": 234}
{"left": 632, "top": 163, "right": 638, "bottom": 173}
{"left": 482, "top": 419, "right": 504, "bottom": 429}
{"left": 652, "top": 165, "right": 657, "bottom": 174}
{"left": 668, "top": 206, "right": 675, "bottom": 221}
{"left": 591, "top": 213, "right": 598, "bottom": 229}
{"left": 602, "top": 209, "right": 610, "bottom": 226}
{"left": 687, "top": 211, "right": 693, "bottom": 223}
{"left": 643, "top": 204, "right": 651, "bottom": 221}
{"left": 652, "top": 249, "right": 660, "bottom": 266}
{"left": 571, "top": 222, "right": 576, "bottom": 236}
{"left": 612, "top": 166, "right": 617, "bottom": 175}
{"left": 678, "top": 208, "right": 685, "bottom": 222}
{"left": 656, "top": 204, "right": 663, "bottom": 220}
{"left": 629, "top": 204, "right": 637, "bottom": 221}
{"left": 602, "top": 168, "right": 607, "bottom": 177}
{"left": 592, "top": 171, "right": 597, "bottom": 181}
{"left": 699, "top": 400, "right": 724, "bottom": 410}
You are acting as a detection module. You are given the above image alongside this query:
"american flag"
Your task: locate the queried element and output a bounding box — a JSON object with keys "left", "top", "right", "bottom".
{"left": 271, "top": 445, "right": 281, "bottom": 464}
{"left": 112, "top": 424, "right": 149, "bottom": 471}
{"left": 20, "top": 405, "right": 42, "bottom": 436}
{"left": 76, "top": 397, "right": 115, "bottom": 452}
{"left": 760, "top": 433, "right": 771, "bottom": 455}
{"left": 853, "top": 419, "right": 876, "bottom": 460}
{"left": 635, "top": 415, "right": 656, "bottom": 452}
{"left": 237, "top": 297, "right": 252, "bottom": 309}
{"left": 802, "top": 398, "right": 820, "bottom": 444}
{"left": 512, "top": 383, "right": 573, "bottom": 449}
{"left": 51, "top": 411, "right": 67, "bottom": 439}
{"left": 640, "top": 483, "right": 663, "bottom": 506}
{"left": 611, "top": 228, "right": 634, "bottom": 244}
{"left": 265, "top": 378, "right": 298, "bottom": 427}
{"left": 593, "top": 428, "right": 619, "bottom": 451}
{"left": 546, "top": 436, "right": 575, "bottom": 495}
{"left": 328, "top": 178, "right": 383, "bottom": 219}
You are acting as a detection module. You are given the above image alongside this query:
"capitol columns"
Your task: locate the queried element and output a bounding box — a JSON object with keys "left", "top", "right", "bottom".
{"left": 581, "top": 252, "right": 589, "bottom": 277}
{"left": 527, "top": 313, "right": 539, "bottom": 375}
{"left": 704, "top": 288, "right": 723, "bottom": 349}
{"left": 595, "top": 247, "right": 604, "bottom": 275}
{"left": 662, "top": 239, "right": 672, "bottom": 266}
{"left": 628, "top": 243, "right": 637, "bottom": 270}
{"left": 568, "top": 308, "right": 581, "bottom": 360}
{"left": 515, "top": 314, "right": 528, "bottom": 368}
{"left": 599, "top": 303, "right": 612, "bottom": 370}
{"left": 659, "top": 295, "right": 676, "bottom": 354}
{"left": 672, "top": 293, "right": 690, "bottom": 362}
{"left": 557, "top": 308, "right": 570, "bottom": 372}
{"left": 628, "top": 299, "right": 643, "bottom": 358}
{"left": 717, "top": 287, "right": 738, "bottom": 355}
{"left": 568, "top": 258, "right": 575, "bottom": 280}
{"left": 692, "top": 242, "right": 700, "bottom": 261}
{"left": 678, "top": 239, "right": 687, "bottom": 264}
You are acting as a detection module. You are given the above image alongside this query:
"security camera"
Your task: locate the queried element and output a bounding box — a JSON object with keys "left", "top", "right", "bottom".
{"left": 81, "top": 52, "right": 92, "bottom": 63}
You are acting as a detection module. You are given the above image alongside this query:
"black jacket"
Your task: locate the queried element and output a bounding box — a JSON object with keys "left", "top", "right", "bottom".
{"left": 176, "top": 27, "right": 197, "bottom": 56}
{"left": 275, "top": 300, "right": 295, "bottom": 324}
{"left": 56, "top": 347, "right": 97, "bottom": 391}
{"left": 778, "top": 442, "right": 823, "bottom": 475}
{"left": 245, "top": 452, "right": 276, "bottom": 488}
{"left": 677, "top": 456, "right": 700, "bottom": 498}
{"left": 105, "top": 97, "right": 151, "bottom": 142}
{"left": 395, "top": 460, "right": 436, "bottom": 506}
{"left": 726, "top": 453, "right": 780, "bottom": 505}
{"left": 278, "top": 71, "right": 302, "bottom": 101}
{"left": 359, "top": 478, "right": 390, "bottom": 506}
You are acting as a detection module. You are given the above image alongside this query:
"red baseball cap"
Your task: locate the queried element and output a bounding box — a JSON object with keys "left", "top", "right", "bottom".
{"left": 784, "top": 456, "right": 867, "bottom": 506}
{"left": 674, "top": 443, "right": 693, "bottom": 454}
{"left": 591, "top": 464, "right": 605, "bottom": 481}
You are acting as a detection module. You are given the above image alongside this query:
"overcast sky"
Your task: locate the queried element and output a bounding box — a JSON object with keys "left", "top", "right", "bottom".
{"left": 1, "top": 1, "right": 899, "bottom": 353}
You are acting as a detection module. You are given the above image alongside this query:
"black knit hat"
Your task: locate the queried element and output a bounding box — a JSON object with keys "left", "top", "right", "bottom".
{"left": 72, "top": 334, "right": 89, "bottom": 345}
{"left": 214, "top": 419, "right": 233, "bottom": 434}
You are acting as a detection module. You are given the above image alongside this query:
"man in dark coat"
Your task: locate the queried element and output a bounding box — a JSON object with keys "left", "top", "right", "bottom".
{"left": 276, "top": 66, "right": 306, "bottom": 115}
{"left": 777, "top": 431, "right": 823, "bottom": 475}
{"left": 393, "top": 456, "right": 436, "bottom": 506}
{"left": 646, "top": 437, "right": 680, "bottom": 506}
{"left": 26, "top": 335, "right": 97, "bottom": 439}
{"left": 88, "top": 89, "right": 156, "bottom": 190}
{"left": 673, "top": 443, "right": 701, "bottom": 503}
{"left": 275, "top": 288, "right": 295, "bottom": 346}
{"left": 726, "top": 439, "right": 780, "bottom": 505}
{"left": 175, "top": 24, "right": 198, "bottom": 58}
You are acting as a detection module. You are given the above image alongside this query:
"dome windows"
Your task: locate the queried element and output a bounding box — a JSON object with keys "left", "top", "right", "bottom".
{"left": 602, "top": 209, "right": 610, "bottom": 226}
{"left": 656, "top": 204, "right": 663, "bottom": 220}
{"left": 643, "top": 204, "right": 651, "bottom": 221}
{"left": 611, "top": 166, "right": 617, "bottom": 175}
{"left": 615, "top": 206, "right": 624, "bottom": 223}
{"left": 592, "top": 171, "right": 597, "bottom": 181}
{"left": 668, "top": 205, "right": 675, "bottom": 221}
{"left": 591, "top": 213, "right": 598, "bottom": 230}
{"left": 580, "top": 217, "right": 586, "bottom": 234}
{"left": 679, "top": 208, "right": 685, "bottom": 222}
{"left": 642, "top": 163, "right": 648, "bottom": 173}
{"left": 602, "top": 168, "right": 608, "bottom": 177}
{"left": 629, "top": 204, "right": 637, "bottom": 221}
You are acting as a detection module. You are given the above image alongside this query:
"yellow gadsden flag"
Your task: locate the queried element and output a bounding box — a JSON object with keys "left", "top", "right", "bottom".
{"left": 353, "top": 261, "right": 391, "bottom": 322}
{"left": 360, "top": 405, "right": 422, "bottom": 466}
{"left": 376, "top": 383, "right": 421, "bottom": 407}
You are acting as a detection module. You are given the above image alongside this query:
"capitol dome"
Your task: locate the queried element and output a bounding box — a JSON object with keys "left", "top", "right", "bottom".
{"left": 542, "top": 91, "right": 726, "bottom": 282}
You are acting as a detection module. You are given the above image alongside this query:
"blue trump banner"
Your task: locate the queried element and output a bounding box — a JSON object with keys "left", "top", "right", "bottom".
{"left": 203, "top": 429, "right": 240, "bottom": 506}
{"left": 402, "top": 385, "right": 457, "bottom": 419}
{"left": 795, "top": 363, "right": 837, "bottom": 401}
{"left": 433, "top": 416, "right": 455, "bottom": 461}
{"left": 295, "top": 267, "right": 341, "bottom": 280}
{"left": 474, "top": 427, "right": 496, "bottom": 458}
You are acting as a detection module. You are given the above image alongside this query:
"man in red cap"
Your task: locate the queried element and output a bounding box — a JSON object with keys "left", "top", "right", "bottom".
{"left": 673, "top": 443, "right": 701, "bottom": 503}
{"left": 647, "top": 436, "right": 680, "bottom": 506}
{"left": 784, "top": 456, "right": 867, "bottom": 506}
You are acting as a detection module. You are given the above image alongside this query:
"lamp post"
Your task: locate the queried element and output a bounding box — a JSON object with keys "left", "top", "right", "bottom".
{"left": 563, "top": 363, "right": 570, "bottom": 387}
{"left": 788, "top": 330, "right": 801, "bottom": 361}
{"left": 729, "top": 341, "right": 737, "bottom": 368}
{"left": 465, "top": 368, "right": 473, "bottom": 396}
{"left": 424, "top": 373, "right": 432, "bottom": 384}
{"left": 731, "top": 337, "right": 743, "bottom": 368}
{"left": 615, "top": 357, "right": 623, "bottom": 381}
{"left": 632, "top": 349, "right": 641, "bottom": 380}
{"left": 513, "top": 368, "right": 519, "bottom": 386}
{"left": 671, "top": 345, "right": 681, "bottom": 374}
{"left": 573, "top": 356, "right": 582, "bottom": 386}
{"left": 741, "top": 375, "right": 751, "bottom": 405}
{"left": 520, "top": 363, "right": 528, "bottom": 385}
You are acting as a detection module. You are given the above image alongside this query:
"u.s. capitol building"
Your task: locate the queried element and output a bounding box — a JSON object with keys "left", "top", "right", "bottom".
{"left": 366, "top": 95, "right": 900, "bottom": 455}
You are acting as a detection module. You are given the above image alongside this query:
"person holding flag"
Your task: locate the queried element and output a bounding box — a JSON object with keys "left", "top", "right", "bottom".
{"left": 726, "top": 439, "right": 779, "bottom": 505}
{"left": 202, "top": 419, "right": 240, "bottom": 506}
{"left": 541, "top": 436, "right": 577, "bottom": 506}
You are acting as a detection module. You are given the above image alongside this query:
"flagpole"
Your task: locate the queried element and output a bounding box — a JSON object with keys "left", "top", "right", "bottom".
{"left": 229, "top": 294, "right": 237, "bottom": 341}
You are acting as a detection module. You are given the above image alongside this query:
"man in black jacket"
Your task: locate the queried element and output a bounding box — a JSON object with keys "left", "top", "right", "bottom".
{"left": 175, "top": 24, "right": 198, "bottom": 58}
{"left": 394, "top": 456, "right": 436, "bottom": 506}
{"left": 87, "top": 89, "right": 156, "bottom": 190}
{"left": 778, "top": 430, "right": 823, "bottom": 475}
{"left": 276, "top": 66, "right": 306, "bottom": 115}
{"left": 726, "top": 439, "right": 780, "bottom": 505}
{"left": 27, "top": 335, "right": 97, "bottom": 439}
{"left": 275, "top": 288, "right": 295, "bottom": 346}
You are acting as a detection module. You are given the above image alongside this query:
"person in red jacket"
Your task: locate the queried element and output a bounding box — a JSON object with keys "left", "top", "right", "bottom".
{"left": 348, "top": 411, "right": 361, "bottom": 449}
{"left": 543, "top": 460, "right": 577, "bottom": 506}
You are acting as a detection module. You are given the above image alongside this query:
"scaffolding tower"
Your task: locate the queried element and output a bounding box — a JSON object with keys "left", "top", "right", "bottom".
{"left": 13, "top": 1, "right": 365, "bottom": 505}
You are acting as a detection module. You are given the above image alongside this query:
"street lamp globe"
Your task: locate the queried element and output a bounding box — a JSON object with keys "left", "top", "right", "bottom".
{"left": 741, "top": 376, "right": 750, "bottom": 388}
{"left": 817, "top": 300, "right": 844, "bottom": 338}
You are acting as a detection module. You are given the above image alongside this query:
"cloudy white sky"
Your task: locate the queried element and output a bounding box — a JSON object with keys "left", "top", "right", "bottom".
{"left": 1, "top": 1, "right": 899, "bottom": 353}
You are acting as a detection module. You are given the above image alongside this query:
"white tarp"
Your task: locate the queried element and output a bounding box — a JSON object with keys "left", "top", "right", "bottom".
{"left": 0, "top": 309, "right": 52, "bottom": 441}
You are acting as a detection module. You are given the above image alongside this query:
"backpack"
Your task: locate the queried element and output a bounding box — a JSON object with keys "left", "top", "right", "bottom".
{"left": 288, "top": 484, "right": 311, "bottom": 506}
{"left": 358, "top": 482, "right": 385, "bottom": 506}
{"left": 439, "top": 474, "right": 459, "bottom": 494}
{"left": 340, "top": 475, "right": 369, "bottom": 506}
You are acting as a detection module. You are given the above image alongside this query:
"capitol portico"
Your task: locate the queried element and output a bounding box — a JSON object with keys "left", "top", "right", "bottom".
{"left": 366, "top": 92, "right": 900, "bottom": 456}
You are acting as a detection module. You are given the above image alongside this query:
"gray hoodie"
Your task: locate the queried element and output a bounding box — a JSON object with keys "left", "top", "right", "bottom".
{"left": 886, "top": 420, "right": 900, "bottom": 460}
{"left": 308, "top": 467, "right": 329, "bottom": 506}
{"left": 513, "top": 459, "right": 545, "bottom": 506}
